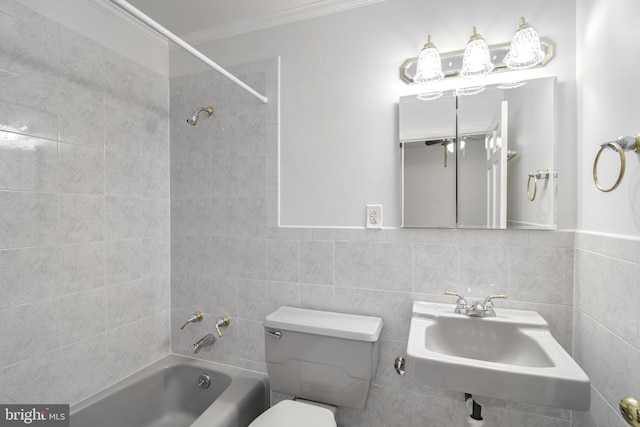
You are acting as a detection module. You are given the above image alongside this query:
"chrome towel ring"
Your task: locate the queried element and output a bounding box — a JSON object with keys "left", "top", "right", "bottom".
{"left": 593, "top": 135, "right": 640, "bottom": 192}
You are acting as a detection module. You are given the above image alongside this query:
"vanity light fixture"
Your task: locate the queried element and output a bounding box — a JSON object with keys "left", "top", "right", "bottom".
{"left": 504, "top": 17, "right": 545, "bottom": 69}
{"left": 414, "top": 35, "right": 445, "bottom": 84}
{"left": 400, "top": 18, "right": 554, "bottom": 84}
{"left": 459, "top": 27, "right": 494, "bottom": 78}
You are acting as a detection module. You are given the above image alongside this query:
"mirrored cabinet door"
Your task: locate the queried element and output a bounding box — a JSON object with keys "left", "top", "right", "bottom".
{"left": 399, "top": 76, "right": 557, "bottom": 229}
{"left": 400, "top": 93, "right": 456, "bottom": 227}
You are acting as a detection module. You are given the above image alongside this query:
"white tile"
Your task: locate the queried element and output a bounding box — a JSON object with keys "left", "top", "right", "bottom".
{"left": 237, "top": 279, "right": 268, "bottom": 321}
{"left": 210, "top": 198, "right": 238, "bottom": 237}
{"left": 507, "top": 246, "right": 565, "bottom": 304}
{"left": 139, "top": 198, "right": 169, "bottom": 238}
{"left": 105, "top": 150, "right": 140, "bottom": 197}
{"left": 335, "top": 241, "right": 372, "bottom": 287}
{"left": 300, "top": 240, "right": 334, "bottom": 285}
{"left": 62, "top": 333, "right": 111, "bottom": 396}
{"left": 0, "top": 246, "right": 60, "bottom": 308}
{"left": 0, "top": 191, "right": 57, "bottom": 248}
{"left": 59, "top": 194, "right": 104, "bottom": 244}
{"left": 171, "top": 159, "right": 210, "bottom": 199}
{"left": 267, "top": 239, "right": 299, "bottom": 283}
{"left": 140, "top": 237, "right": 170, "bottom": 278}
{"left": 210, "top": 237, "right": 237, "bottom": 277}
{"left": 0, "top": 133, "right": 57, "bottom": 192}
{"left": 372, "top": 242, "right": 412, "bottom": 292}
{"left": 237, "top": 238, "right": 267, "bottom": 280}
{"left": 105, "top": 240, "right": 141, "bottom": 285}
{"left": 413, "top": 244, "right": 457, "bottom": 294}
{"left": 236, "top": 197, "right": 267, "bottom": 238}
{"left": 60, "top": 289, "right": 106, "bottom": 346}
{"left": 236, "top": 155, "right": 267, "bottom": 198}
{"left": 105, "top": 196, "right": 141, "bottom": 240}
{"left": 0, "top": 11, "right": 58, "bottom": 82}
{"left": 1, "top": 298, "right": 60, "bottom": 367}
{"left": 458, "top": 245, "right": 508, "bottom": 298}
{"left": 58, "top": 143, "right": 104, "bottom": 194}
{"left": 0, "top": 71, "right": 58, "bottom": 140}
{"left": 171, "top": 198, "right": 213, "bottom": 237}
{"left": 171, "top": 235, "right": 212, "bottom": 276}
{"left": 300, "top": 284, "right": 334, "bottom": 312}
{"left": 2, "top": 350, "right": 63, "bottom": 404}
{"left": 59, "top": 242, "right": 105, "bottom": 295}
{"left": 266, "top": 281, "right": 300, "bottom": 315}
{"left": 140, "top": 158, "right": 169, "bottom": 198}
{"left": 237, "top": 318, "right": 265, "bottom": 362}
{"left": 58, "top": 37, "right": 104, "bottom": 148}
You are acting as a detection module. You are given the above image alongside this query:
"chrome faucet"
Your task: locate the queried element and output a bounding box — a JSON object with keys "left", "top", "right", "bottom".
{"left": 193, "top": 333, "right": 216, "bottom": 353}
{"left": 445, "top": 291, "right": 507, "bottom": 317}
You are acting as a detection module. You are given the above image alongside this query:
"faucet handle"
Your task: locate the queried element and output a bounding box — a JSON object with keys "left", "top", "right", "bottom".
{"left": 445, "top": 291, "right": 468, "bottom": 314}
{"left": 215, "top": 315, "right": 230, "bottom": 337}
{"left": 445, "top": 291, "right": 465, "bottom": 299}
{"left": 180, "top": 311, "right": 203, "bottom": 330}
{"left": 482, "top": 295, "right": 508, "bottom": 306}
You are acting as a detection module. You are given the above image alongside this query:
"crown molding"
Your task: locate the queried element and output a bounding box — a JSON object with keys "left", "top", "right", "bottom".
{"left": 85, "top": 0, "right": 169, "bottom": 48}
{"left": 180, "top": 0, "right": 385, "bottom": 46}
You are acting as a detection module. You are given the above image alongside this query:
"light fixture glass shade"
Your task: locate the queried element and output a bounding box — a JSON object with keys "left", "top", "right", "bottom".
{"left": 455, "top": 85, "right": 486, "bottom": 96}
{"left": 459, "top": 27, "right": 494, "bottom": 78}
{"left": 497, "top": 80, "right": 527, "bottom": 89}
{"left": 417, "top": 91, "right": 443, "bottom": 101}
{"left": 413, "top": 35, "right": 444, "bottom": 84}
{"left": 504, "top": 17, "right": 544, "bottom": 69}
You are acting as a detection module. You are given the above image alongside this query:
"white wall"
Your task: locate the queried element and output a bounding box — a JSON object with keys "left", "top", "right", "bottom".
{"left": 576, "top": 0, "right": 640, "bottom": 238}
{"left": 171, "top": 0, "right": 577, "bottom": 229}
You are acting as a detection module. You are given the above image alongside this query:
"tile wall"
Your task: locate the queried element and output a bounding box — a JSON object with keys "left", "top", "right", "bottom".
{"left": 573, "top": 233, "right": 640, "bottom": 427}
{"left": 0, "top": 0, "right": 171, "bottom": 405}
{"left": 169, "top": 60, "right": 576, "bottom": 426}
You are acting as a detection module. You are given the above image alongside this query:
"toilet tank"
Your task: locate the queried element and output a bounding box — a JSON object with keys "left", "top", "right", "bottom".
{"left": 263, "top": 306, "right": 383, "bottom": 410}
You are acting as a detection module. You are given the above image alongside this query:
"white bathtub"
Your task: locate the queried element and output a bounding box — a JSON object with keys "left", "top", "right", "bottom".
{"left": 70, "top": 354, "right": 269, "bottom": 427}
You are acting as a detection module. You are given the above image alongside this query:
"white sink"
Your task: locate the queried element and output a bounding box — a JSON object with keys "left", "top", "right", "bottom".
{"left": 406, "top": 301, "right": 590, "bottom": 411}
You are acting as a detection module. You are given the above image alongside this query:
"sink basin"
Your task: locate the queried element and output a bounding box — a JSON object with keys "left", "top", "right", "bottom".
{"left": 406, "top": 301, "right": 590, "bottom": 411}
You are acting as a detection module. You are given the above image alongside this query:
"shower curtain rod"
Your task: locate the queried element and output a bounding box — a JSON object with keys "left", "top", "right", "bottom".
{"left": 109, "top": 0, "right": 268, "bottom": 104}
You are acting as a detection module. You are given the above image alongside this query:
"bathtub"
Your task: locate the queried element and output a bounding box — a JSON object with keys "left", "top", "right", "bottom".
{"left": 70, "top": 354, "right": 269, "bottom": 427}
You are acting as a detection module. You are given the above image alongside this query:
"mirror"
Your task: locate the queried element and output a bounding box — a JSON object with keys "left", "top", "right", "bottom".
{"left": 400, "top": 76, "right": 557, "bottom": 229}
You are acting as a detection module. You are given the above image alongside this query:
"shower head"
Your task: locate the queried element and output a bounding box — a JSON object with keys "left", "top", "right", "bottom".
{"left": 187, "top": 106, "right": 214, "bottom": 125}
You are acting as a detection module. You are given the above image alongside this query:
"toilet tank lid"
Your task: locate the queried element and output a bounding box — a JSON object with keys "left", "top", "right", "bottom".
{"left": 264, "top": 307, "right": 383, "bottom": 342}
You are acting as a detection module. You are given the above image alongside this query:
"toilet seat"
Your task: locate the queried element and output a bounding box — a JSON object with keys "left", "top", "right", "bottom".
{"left": 249, "top": 400, "right": 337, "bottom": 427}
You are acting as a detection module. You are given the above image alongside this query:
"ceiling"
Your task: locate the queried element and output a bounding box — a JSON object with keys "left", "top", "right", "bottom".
{"left": 126, "top": 0, "right": 383, "bottom": 44}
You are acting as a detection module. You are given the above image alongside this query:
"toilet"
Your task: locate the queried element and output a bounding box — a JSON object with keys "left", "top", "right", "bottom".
{"left": 249, "top": 306, "right": 383, "bottom": 427}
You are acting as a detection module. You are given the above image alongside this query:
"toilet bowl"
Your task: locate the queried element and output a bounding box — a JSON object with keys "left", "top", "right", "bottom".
{"left": 249, "top": 400, "right": 336, "bottom": 427}
{"left": 249, "top": 306, "right": 383, "bottom": 427}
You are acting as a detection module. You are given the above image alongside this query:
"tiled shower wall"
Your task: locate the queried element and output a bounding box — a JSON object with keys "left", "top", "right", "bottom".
{"left": 169, "top": 61, "right": 576, "bottom": 426}
{"left": 0, "top": 0, "right": 171, "bottom": 404}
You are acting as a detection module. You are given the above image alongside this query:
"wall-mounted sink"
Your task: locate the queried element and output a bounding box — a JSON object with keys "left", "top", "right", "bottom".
{"left": 406, "top": 301, "right": 590, "bottom": 411}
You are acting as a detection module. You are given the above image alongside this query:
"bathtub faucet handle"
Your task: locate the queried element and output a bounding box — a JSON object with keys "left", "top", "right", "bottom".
{"left": 180, "top": 311, "right": 203, "bottom": 330}
{"left": 215, "top": 315, "right": 230, "bottom": 337}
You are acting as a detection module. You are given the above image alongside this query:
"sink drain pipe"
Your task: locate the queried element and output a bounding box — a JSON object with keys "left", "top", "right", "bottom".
{"left": 465, "top": 394, "right": 483, "bottom": 421}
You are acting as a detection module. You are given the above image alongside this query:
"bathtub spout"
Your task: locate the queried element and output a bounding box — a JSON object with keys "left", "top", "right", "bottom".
{"left": 193, "top": 333, "right": 216, "bottom": 353}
